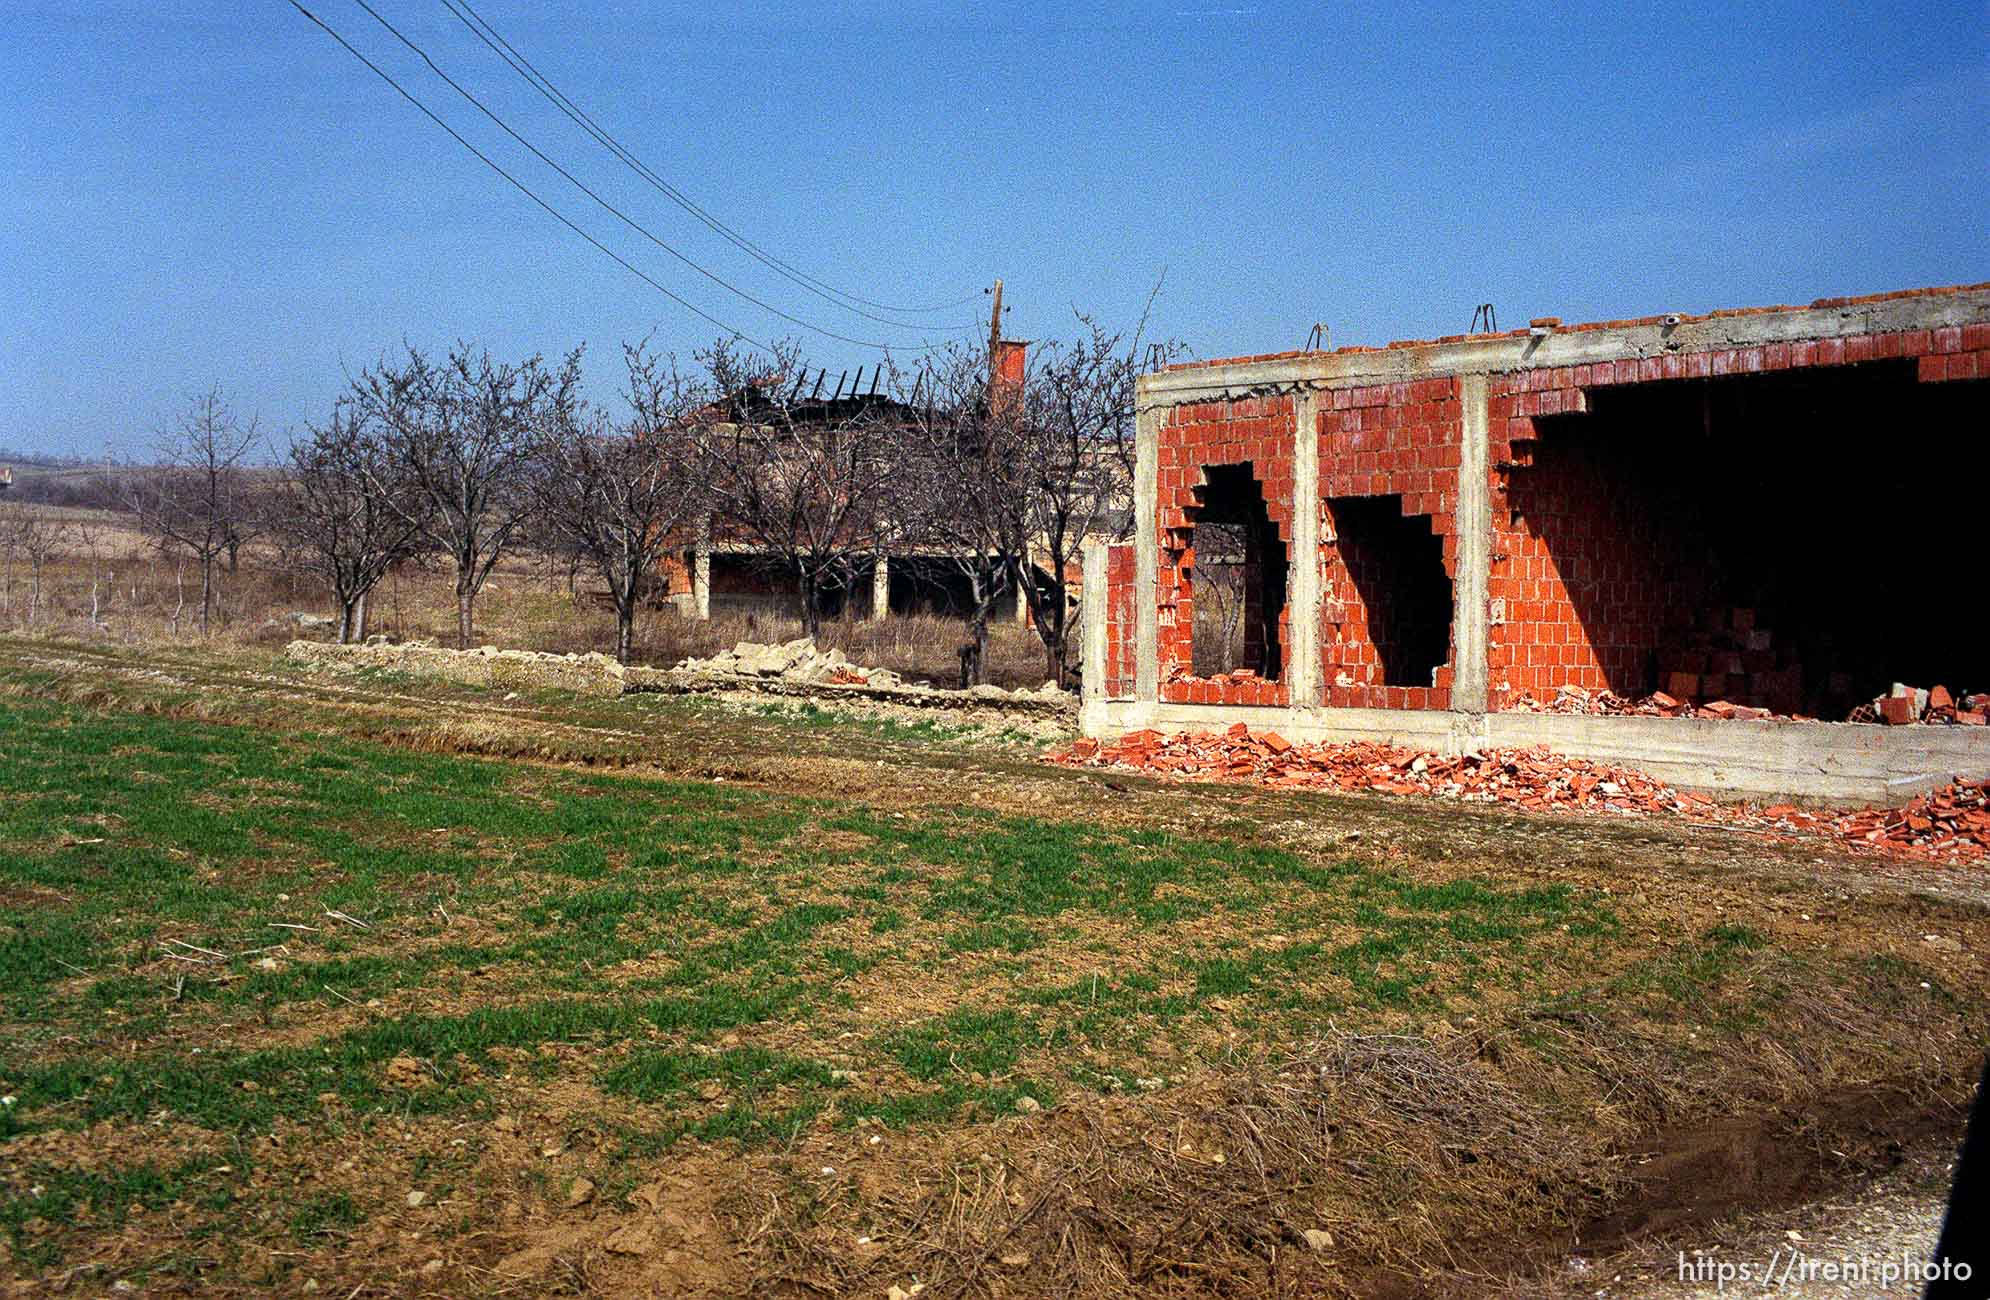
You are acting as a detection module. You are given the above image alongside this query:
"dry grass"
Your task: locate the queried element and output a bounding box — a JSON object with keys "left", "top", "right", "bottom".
{"left": 0, "top": 520, "right": 1055, "bottom": 686}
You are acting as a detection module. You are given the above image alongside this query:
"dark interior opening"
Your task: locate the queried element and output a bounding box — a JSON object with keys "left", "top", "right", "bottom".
{"left": 1509, "top": 361, "right": 1986, "bottom": 715}
{"left": 1328, "top": 494, "right": 1454, "bottom": 686}
{"left": 1186, "top": 463, "right": 1287, "bottom": 678}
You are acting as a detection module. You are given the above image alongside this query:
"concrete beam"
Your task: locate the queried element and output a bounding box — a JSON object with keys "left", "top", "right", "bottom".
{"left": 1133, "top": 401, "right": 1160, "bottom": 702}
{"left": 1451, "top": 373, "right": 1491, "bottom": 712}
{"left": 1285, "top": 392, "right": 1321, "bottom": 707}
{"left": 1136, "top": 286, "right": 1990, "bottom": 405}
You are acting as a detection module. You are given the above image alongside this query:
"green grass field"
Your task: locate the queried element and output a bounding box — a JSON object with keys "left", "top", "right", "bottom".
{"left": 0, "top": 640, "right": 1984, "bottom": 1297}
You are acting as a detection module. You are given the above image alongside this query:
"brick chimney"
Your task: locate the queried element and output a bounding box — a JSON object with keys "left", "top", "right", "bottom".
{"left": 990, "top": 338, "right": 1028, "bottom": 420}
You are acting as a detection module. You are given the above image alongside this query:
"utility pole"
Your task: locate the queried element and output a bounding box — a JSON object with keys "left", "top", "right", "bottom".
{"left": 986, "top": 278, "right": 1005, "bottom": 408}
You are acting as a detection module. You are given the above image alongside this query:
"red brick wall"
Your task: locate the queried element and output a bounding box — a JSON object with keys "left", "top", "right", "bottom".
{"left": 1157, "top": 396, "right": 1295, "bottom": 707}
{"left": 1102, "top": 543, "right": 1134, "bottom": 697}
{"left": 1316, "top": 378, "right": 1461, "bottom": 709}
{"left": 1093, "top": 310, "right": 1987, "bottom": 716}
{"left": 1489, "top": 434, "right": 1712, "bottom": 701}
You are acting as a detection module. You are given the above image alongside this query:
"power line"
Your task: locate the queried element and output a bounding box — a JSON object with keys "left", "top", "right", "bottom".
{"left": 285, "top": 0, "right": 773, "bottom": 352}
{"left": 442, "top": 0, "right": 983, "bottom": 322}
{"left": 347, "top": 0, "right": 931, "bottom": 352}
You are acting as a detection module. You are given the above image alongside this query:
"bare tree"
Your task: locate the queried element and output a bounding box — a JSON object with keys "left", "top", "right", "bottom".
{"left": 123, "top": 388, "right": 263, "bottom": 637}
{"left": 531, "top": 342, "right": 709, "bottom": 663}
{"left": 898, "top": 345, "right": 1025, "bottom": 685}
{"left": 695, "top": 339, "right": 902, "bottom": 639}
{"left": 72, "top": 518, "right": 109, "bottom": 633}
{"left": 0, "top": 503, "right": 39, "bottom": 622}
{"left": 1190, "top": 521, "right": 1250, "bottom": 674}
{"left": 13, "top": 509, "right": 63, "bottom": 627}
{"left": 904, "top": 316, "right": 1171, "bottom": 686}
{"left": 355, "top": 343, "right": 575, "bottom": 649}
{"left": 278, "top": 399, "right": 428, "bottom": 643}
{"left": 1010, "top": 319, "right": 1170, "bottom": 685}
{"left": 0, "top": 504, "right": 19, "bottom": 619}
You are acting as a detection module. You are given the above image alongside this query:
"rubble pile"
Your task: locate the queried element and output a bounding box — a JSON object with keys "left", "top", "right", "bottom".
{"left": 1049, "top": 723, "right": 1990, "bottom": 863}
{"left": 1507, "top": 681, "right": 1988, "bottom": 727}
{"left": 1853, "top": 683, "right": 1989, "bottom": 727}
{"left": 287, "top": 638, "right": 632, "bottom": 697}
{"left": 672, "top": 638, "right": 906, "bottom": 689}
{"left": 1507, "top": 684, "right": 1799, "bottom": 721}
{"left": 669, "top": 638, "right": 1072, "bottom": 706}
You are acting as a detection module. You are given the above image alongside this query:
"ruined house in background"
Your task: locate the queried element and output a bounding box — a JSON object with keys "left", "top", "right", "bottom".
{"left": 651, "top": 336, "right": 1121, "bottom": 630}
{"left": 1079, "top": 282, "right": 1990, "bottom": 803}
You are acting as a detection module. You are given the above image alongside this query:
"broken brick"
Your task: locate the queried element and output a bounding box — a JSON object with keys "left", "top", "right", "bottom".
{"left": 1878, "top": 696, "right": 1916, "bottom": 726}
{"left": 1045, "top": 729, "right": 1990, "bottom": 865}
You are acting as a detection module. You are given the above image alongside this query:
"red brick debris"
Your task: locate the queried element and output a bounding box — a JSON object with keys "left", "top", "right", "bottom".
{"left": 1505, "top": 682, "right": 1988, "bottom": 727}
{"left": 1050, "top": 725, "right": 1990, "bottom": 864}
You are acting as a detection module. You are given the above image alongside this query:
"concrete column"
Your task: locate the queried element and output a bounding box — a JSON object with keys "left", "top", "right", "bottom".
{"left": 871, "top": 555, "right": 890, "bottom": 620}
{"left": 1452, "top": 373, "right": 1492, "bottom": 712}
{"left": 1286, "top": 389, "right": 1322, "bottom": 708}
{"left": 1080, "top": 539, "right": 1107, "bottom": 715}
{"left": 1014, "top": 564, "right": 1031, "bottom": 626}
{"left": 1133, "top": 400, "right": 1161, "bottom": 701}
{"left": 692, "top": 526, "right": 712, "bottom": 622}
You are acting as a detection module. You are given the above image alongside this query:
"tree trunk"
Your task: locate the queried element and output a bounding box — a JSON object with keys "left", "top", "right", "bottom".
{"left": 968, "top": 569, "right": 993, "bottom": 687}
{"left": 617, "top": 607, "right": 635, "bottom": 664}
{"left": 199, "top": 556, "right": 214, "bottom": 637}
{"left": 337, "top": 598, "right": 353, "bottom": 645}
{"left": 1039, "top": 591, "right": 1068, "bottom": 686}
{"left": 798, "top": 570, "right": 821, "bottom": 640}
{"left": 456, "top": 574, "right": 475, "bottom": 649}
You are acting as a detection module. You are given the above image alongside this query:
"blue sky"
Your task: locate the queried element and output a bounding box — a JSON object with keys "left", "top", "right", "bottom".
{"left": 2, "top": 0, "right": 1983, "bottom": 458}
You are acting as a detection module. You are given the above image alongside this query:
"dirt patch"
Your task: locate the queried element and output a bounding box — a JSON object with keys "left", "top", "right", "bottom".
{"left": 494, "top": 1159, "right": 745, "bottom": 1298}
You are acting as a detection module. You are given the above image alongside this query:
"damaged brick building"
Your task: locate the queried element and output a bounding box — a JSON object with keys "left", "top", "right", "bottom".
{"left": 1078, "top": 283, "right": 1990, "bottom": 803}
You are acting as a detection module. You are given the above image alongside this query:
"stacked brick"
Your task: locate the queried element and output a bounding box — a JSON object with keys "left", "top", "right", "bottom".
{"left": 1657, "top": 607, "right": 1805, "bottom": 715}
{"left": 1156, "top": 396, "right": 1295, "bottom": 708}
{"left": 1316, "top": 377, "right": 1461, "bottom": 710}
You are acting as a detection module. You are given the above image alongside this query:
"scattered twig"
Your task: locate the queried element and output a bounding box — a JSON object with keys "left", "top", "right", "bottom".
{"left": 271, "top": 922, "right": 321, "bottom": 933}
{"left": 322, "top": 984, "right": 362, "bottom": 1008}
{"left": 53, "top": 957, "right": 90, "bottom": 976}
{"left": 325, "top": 909, "right": 372, "bottom": 931}
{"left": 166, "top": 939, "right": 227, "bottom": 959}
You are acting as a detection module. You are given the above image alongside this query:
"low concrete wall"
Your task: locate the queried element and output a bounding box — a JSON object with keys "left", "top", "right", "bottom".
{"left": 286, "top": 641, "right": 1076, "bottom": 720}
{"left": 286, "top": 639, "right": 633, "bottom": 697}
{"left": 1083, "top": 698, "right": 1990, "bottom": 806}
